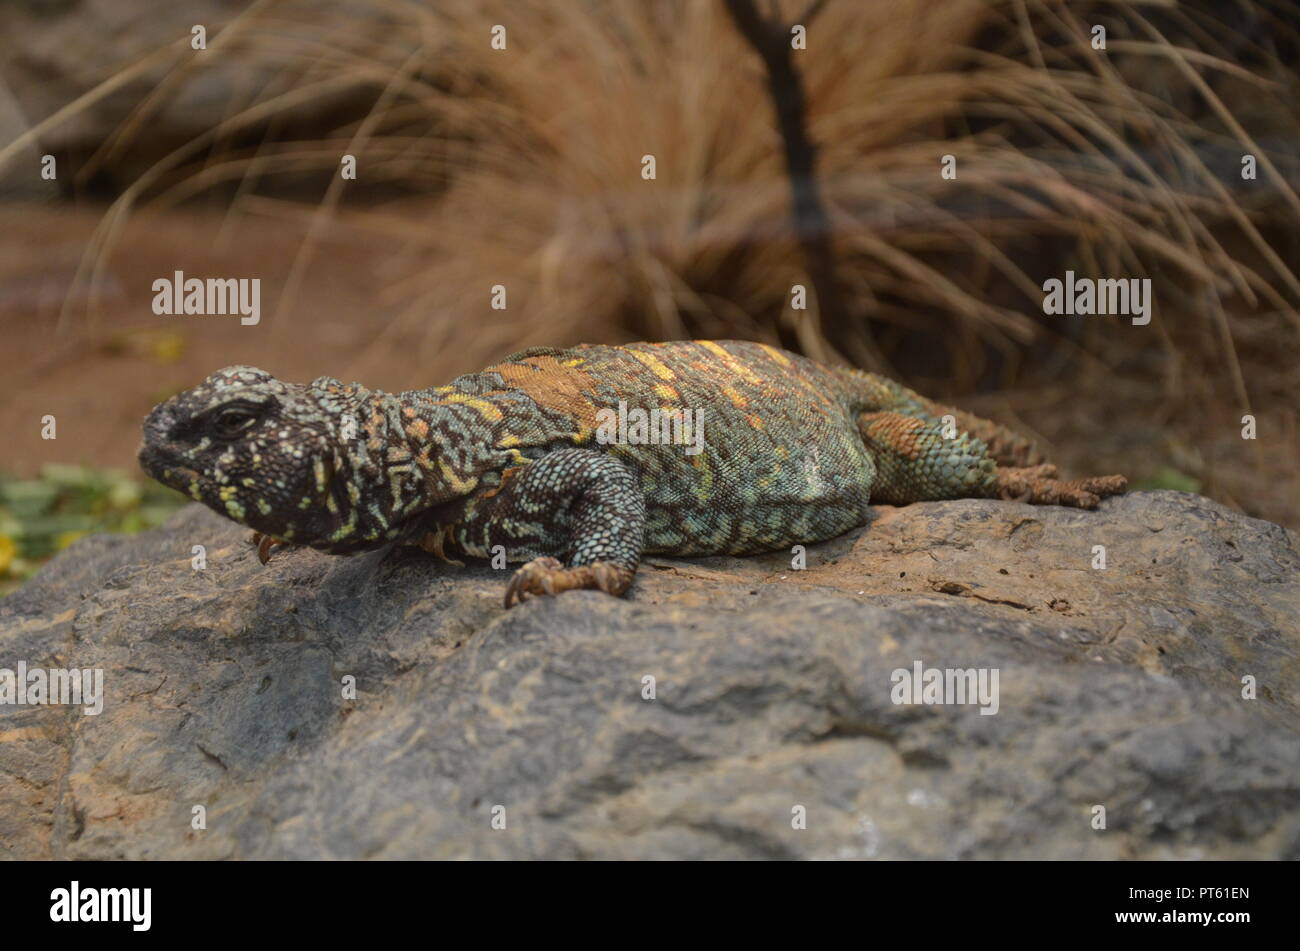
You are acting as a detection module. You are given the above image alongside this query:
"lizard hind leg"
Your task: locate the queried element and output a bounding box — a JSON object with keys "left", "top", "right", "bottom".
{"left": 856, "top": 411, "right": 999, "bottom": 504}
{"left": 927, "top": 404, "right": 1046, "bottom": 468}
{"left": 856, "top": 409, "right": 1126, "bottom": 509}
{"left": 836, "top": 367, "right": 1044, "bottom": 468}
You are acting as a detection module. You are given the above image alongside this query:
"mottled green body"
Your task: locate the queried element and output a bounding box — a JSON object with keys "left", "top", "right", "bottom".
{"left": 441, "top": 340, "right": 886, "bottom": 556}
{"left": 139, "top": 340, "right": 1124, "bottom": 604}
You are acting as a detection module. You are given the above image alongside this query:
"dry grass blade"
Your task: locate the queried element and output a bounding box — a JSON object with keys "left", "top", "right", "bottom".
{"left": 28, "top": 0, "right": 1299, "bottom": 443}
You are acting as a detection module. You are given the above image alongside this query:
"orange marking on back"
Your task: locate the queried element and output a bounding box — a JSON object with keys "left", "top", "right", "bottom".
{"left": 487, "top": 354, "right": 601, "bottom": 436}
{"left": 721, "top": 385, "right": 749, "bottom": 408}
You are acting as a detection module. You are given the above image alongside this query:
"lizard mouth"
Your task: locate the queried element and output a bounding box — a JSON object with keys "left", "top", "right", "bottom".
{"left": 137, "top": 443, "right": 200, "bottom": 493}
{"left": 138, "top": 402, "right": 208, "bottom": 495}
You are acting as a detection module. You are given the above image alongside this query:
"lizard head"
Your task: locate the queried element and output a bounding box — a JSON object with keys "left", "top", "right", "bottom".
{"left": 138, "top": 366, "right": 391, "bottom": 551}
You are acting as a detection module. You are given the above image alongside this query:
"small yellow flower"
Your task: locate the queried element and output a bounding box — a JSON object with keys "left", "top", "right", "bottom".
{"left": 151, "top": 332, "right": 186, "bottom": 364}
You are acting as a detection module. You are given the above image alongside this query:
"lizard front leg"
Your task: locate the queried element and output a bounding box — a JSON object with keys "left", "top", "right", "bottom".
{"left": 450, "top": 448, "right": 646, "bottom": 607}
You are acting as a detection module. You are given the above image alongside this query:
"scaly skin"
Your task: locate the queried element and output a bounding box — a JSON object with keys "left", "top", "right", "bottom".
{"left": 138, "top": 341, "right": 1126, "bottom": 606}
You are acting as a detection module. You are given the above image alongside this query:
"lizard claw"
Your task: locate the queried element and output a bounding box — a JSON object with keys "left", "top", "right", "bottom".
{"left": 994, "top": 468, "right": 1127, "bottom": 509}
{"left": 251, "top": 531, "right": 291, "bottom": 565}
{"left": 505, "top": 557, "right": 564, "bottom": 607}
{"left": 504, "top": 557, "right": 633, "bottom": 608}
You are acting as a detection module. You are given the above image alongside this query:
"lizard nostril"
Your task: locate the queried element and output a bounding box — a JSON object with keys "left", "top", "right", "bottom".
{"left": 139, "top": 404, "right": 184, "bottom": 475}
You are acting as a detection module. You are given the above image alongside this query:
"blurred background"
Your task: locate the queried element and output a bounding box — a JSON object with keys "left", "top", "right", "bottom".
{"left": 0, "top": 0, "right": 1296, "bottom": 589}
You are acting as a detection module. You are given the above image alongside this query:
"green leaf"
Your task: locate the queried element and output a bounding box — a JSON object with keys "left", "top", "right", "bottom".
{"left": 1133, "top": 466, "right": 1201, "bottom": 494}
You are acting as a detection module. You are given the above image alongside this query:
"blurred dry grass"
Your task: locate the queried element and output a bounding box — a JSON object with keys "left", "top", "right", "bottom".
{"left": 4, "top": 0, "right": 1299, "bottom": 521}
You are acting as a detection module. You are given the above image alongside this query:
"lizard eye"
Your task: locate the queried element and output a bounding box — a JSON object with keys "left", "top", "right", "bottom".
{"left": 211, "top": 406, "right": 261, "bottom": 440}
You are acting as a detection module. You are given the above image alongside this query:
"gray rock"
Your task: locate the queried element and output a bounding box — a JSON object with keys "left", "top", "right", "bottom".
{"left": 2, "top": 490, "right": 1298, "bottom": 859}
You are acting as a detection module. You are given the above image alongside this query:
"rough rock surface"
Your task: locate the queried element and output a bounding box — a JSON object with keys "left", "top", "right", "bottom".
{"left": 2, "top": 490, "right": 1298, "bottom": 859}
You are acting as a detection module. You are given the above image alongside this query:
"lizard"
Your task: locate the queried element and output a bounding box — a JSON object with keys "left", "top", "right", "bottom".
{"left": 137, "top": 340, "right": 1126, "bottom": 607}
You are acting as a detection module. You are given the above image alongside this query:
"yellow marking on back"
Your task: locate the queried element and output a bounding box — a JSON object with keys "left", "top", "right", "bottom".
{"left": 698, "top": 341, "right": 763, "bottom": 385}
{"left": 437, "top": 393, "right": 503, "bottom": 423}
{"left": 759, "top": 343, "right": 792, "bottom": 366}
{"left": 628, "top": 349, "right": 677, "bottom": 381}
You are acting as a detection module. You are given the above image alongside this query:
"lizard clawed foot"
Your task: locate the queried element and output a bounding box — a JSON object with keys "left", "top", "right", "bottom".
{"left": 504, "top": 557, "right": 633, "bottom": 608}
{"left": 995, "top": 468, "right": 1127, "bottom": 509}
{"left": 250, "top": 531, "right": 293, "bottom": 565}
